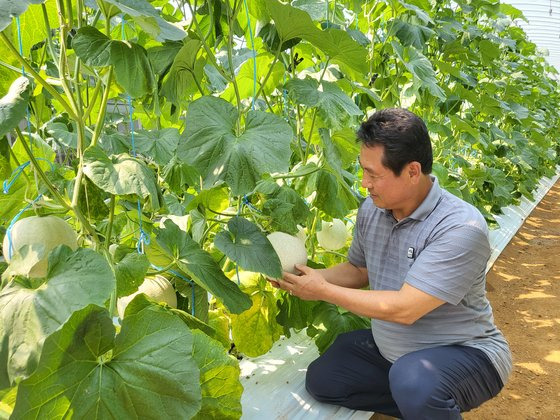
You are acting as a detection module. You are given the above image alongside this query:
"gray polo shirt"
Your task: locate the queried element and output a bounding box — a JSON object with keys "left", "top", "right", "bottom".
{"left": 348, "top": 176, "right": 512, "bottom": 385}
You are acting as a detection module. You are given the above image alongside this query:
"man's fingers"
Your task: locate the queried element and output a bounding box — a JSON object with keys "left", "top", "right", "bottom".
{"left": 266, "top": 277, "right": 281, "bottom": 288}
{"left": 294, "top": 264, "right": 312, "bottom": 275}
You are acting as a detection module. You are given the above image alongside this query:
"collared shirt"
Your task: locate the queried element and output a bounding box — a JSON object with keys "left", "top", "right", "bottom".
{"left": 348, "top": 176, "right": 512, "bottom": 384}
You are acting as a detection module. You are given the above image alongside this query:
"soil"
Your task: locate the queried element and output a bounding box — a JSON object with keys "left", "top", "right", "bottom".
{"left": 374, "top": 179, "right": 560, "bottom": 420}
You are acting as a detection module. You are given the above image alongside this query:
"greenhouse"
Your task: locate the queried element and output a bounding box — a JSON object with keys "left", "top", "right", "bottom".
{"left": 0, "top": 0, "right": 558, "bottom": 419}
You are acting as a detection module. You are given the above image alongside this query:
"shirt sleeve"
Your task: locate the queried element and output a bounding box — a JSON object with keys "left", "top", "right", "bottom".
{"left": 406, "top": 224, "right": 490, "bottom": 305}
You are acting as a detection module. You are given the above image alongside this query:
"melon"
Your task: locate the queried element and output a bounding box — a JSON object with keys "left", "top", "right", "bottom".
{"left": 2, "top": 215, "right": 78, "bottom": 277}
{"left": 117, "top": 275, "right": 177, "bottom": 319}
{"left": 316, "top": 219, "right": 349, "bottom": 251}
{"left": 266, "top": 231, "right": 308, "bottom": 275}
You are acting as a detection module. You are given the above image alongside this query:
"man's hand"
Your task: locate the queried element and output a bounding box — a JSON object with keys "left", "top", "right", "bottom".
{"left": 267, "top": 264, "right": 330, "bottom": 301}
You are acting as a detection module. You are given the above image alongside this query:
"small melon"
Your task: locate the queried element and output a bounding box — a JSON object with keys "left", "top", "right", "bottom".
{"left": 117, "top": 275, "right": 177, "bottom": 319}
{"left": 316, "top": 219, "right": 349, "bottom": 251}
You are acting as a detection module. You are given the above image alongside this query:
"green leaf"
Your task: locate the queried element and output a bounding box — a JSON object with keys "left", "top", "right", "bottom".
{"left": 392, "top": 19, "right": 435, "bottom": 50}
{"left": 0, "top": 0, "right": 46, "bottom": 32}
{"left": 160, "top": 38, "right": 204, "bottom": 106}
{"left": 262, "top": 186, "right": 311, "bottom": 234}
{"left": 103, "top": 0, "right": 186, "bottom": 41}
{"left": 0, "top": 246, "right": 114, "bottom": 388}
{"left": 147, "top": 41, "right": 183, "bottom": 76}
{"left": 230, "top": 288, "right": 282, "bottom": 357}
{"left": 162, "top": 156, "right": 201, "bottom": 193}
{"left": 191, "top": 330, "right": 243, "bottom": 420}
{"left": 11, "top": 299, "right": 201, "bottom": 419}
{"left": 73, "top": 26, "right": 113, "bottom": 67}
{"left": 83, "top": 145, "right": 159, "bottom": 209}
{"left": 0, "top": 386, "right": 17, "bottom": 418}
{"left": 331, "top": 128, "right": 361, "bottom": 168}
{"left": 264, "top": 0, "right": 318, "bottom": 43}
{"left": 307, "top": 302, "right": 369, "bottom": 353}
{"left": 308, "top": 28, "right": 369, "bottom": 76}
{"left": 178, "top": 96, "right": 292, "bottom": 196}
{"left": 276, "top": 294, "right": 319, "bottom": 331}
{"left": 286, "top": 78, "right": 362, "bottom": 130}
{"left": 0, "top": 77, "right": 32, "bottom": 139}
{"left": 147, "top": 220, "right": 252, "bottom": 314}
{"left": 392, "top": 42, "right": 446, "bottom": 101}
{"left": 110, "top": 41, "right": 154, "bottom": 98}
{"left": 133, "top": 128, "right": 180, "bottom": 166}
{"left": 214, "top": 216, "right": 282, "bottom": 279}
{"left": 115, "top": 252, "right": 150, "bottom": 297}
{"left": 313, "top": 169, "right": 359, "bottom": 218}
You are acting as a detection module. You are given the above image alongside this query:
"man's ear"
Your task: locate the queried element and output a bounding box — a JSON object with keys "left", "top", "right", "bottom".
{"left": 408, "top": 161, "right": 422, "bottom": 182}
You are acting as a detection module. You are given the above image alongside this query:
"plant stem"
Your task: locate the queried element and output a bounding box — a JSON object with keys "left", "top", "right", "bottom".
{"left": 225, "top": 0, "right": 243, "bottom": 116}
{"left": 0, "top": 33, "right": 78, "bottom": 121}
{"left": 14, "top": 127, "right": 70, "bottom": 209}
{"left": 185, "top": 0, "right": 233, "bottom": 84}
{"left": 252, "top": 42, "right": 283, "bottom": 106}
{"left": 83, "top": 79, "right": 102, "bottom": 122}
{"left": 90, "top": 68, "right": 113, "bottom": 147}
{"left": 41, "top": 4, "right": 60, "bottom": 70}
{"left": 304, "top": 59, "right": 330, "bottom": 158}
{"left": 104, "top": 195, "right": 116, "bottom": 248}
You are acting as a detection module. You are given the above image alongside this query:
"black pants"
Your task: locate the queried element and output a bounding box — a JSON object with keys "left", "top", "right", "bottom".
{"left": 306, "top": 329, "right": 504, "bottom": 419}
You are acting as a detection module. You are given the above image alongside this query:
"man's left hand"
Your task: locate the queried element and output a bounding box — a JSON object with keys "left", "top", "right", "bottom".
{"left": 274, "top": 264, "right": 329, "bottom": 301}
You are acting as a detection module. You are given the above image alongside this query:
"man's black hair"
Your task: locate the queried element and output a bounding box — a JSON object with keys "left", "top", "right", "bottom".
{"left": 356, "top": 108, "right": 433, "bottom": 175}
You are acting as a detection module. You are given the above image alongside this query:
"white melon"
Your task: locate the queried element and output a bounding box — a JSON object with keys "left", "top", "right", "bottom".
{"left": 2, "top": 215, "right": 78, "bottom": 277}
{"left": 117, "top": 275, "right": 177, "bottom": 319}
{"left": 316, "top": 219, "right": 349, "bottom": 251}
{"left": 266, "top": 231, "right": 308, "bottom": 275}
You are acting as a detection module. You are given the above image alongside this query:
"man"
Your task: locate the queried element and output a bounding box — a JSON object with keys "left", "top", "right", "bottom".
{"left": 271, "top": 108, "right": 512, "bottom": 419}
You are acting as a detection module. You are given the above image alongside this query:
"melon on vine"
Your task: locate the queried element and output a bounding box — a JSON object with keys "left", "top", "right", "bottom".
{"left": 2, "top": 215, "right": 78, "bottom": 277}
{"left": 117, "top": 275, "right": 177, "bottom": 319}
{"left": 316, "top": 219, "right": 349, "bottom": 251}
{"left": 266, "top": 231, "right": 308, "bottom": 275}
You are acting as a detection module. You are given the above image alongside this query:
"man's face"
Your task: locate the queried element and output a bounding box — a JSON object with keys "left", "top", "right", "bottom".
{"left": 359, "top": 144, "right": 412, "bottom": 212}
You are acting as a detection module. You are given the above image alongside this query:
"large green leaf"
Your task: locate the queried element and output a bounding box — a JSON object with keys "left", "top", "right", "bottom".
{"left": 73, "top": 26, "right": 154, "bottom": 98}
{"left": 103, "top": 0, "right": 186, "bottom": 41}
{"left": 178, "top": 96, "right": 292, "bottom": 196}
{"left": 261, "top": 185, "right": 311, "bottom": 234}
{"left": 264, "top": 0, "right": 367, "bottom": 75}
{"left": 312, "top": 169, "right": 359, "bottom": 219}
{"left": 110, "top": 41, "right": 154, "bottom": 98}
{"left": 160, "top": 38, "right": 205, "bottom": 106}
{"left": 72, "top": 26, "right": 113, "bottom": 67}
{"left": 114, "top": 251, "right": 149, "bottom": 297}
{"left": 0, "top": 0, "right": 45, "bottom": 32}
{"left": 392, "top": 41, "right": 446, "bottom": 101}
{"left": 308, "top": 28, "right": 369, "bottom": 75}
{"left": 0, "top": 246, "right": 114, "bottom": 388}
{"left": 307, "top": 302, "right": 369, "bottom": 353}
{"left": 11, "top": 298, "right": 201, "bottom": 419}
{"left": 214, "top": 216, "right": 282, "bottom": 279}
{"left": 286, "top": 78, "right": 362, "bottom": 130}
{"left": 230, "top": 286, "right": 282, "bottom": 357}
{"left": 83, "top": 145, "right": 159, "bottom": 209}
{"left": 191, "top": 330, "right": 243, "bottom": 420}
{"left": 264, "top": 0, "right": 318, "bottom": 43}
{"left": 0, "top": 77, "right": 32, "bottom": 139}
{"left": 133, "top": 128, "right": 180, "bottom": 166}
{"left": 147, "top": 220, "right": 252, "bottom": 314}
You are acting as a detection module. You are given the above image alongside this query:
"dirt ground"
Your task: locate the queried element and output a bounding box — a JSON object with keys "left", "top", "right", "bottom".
{"left": 464, "top": 180, "right": 560, "bottom": 419}
{"left": 374, "top": 179, "right": 560, "bottom": 420}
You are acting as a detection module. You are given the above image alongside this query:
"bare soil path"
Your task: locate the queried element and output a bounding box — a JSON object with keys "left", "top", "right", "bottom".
{"left": 464, "top": 180, "right": 560, "bottom": 420}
